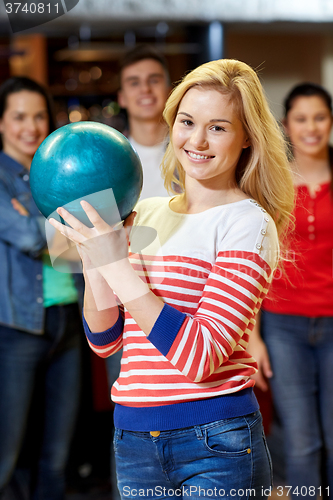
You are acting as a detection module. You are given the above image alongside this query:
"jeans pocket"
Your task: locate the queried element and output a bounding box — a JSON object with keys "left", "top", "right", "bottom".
{"left": 203, "top": 417, "right": 252, "bottom": 458}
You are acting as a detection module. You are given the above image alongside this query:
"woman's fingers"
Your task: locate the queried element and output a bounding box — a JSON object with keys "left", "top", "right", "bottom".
{"left": 56, "top": 206, "right": 93, "bottom": 238}
{"left": 11, "top": 198, "right": 29, "bottom": 216}
{"left": 80, "top": 200, "right": 113, "bottom": 234}
{"left": 48, "top": 217, "right": 86, "bottom": 245}
{"left": 50, "top": 202, "right": 118, "bottom": 252}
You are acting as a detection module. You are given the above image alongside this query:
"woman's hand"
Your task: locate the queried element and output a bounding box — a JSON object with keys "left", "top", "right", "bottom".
{"left": 247, "top": 334, "right": 273, "bottom": 392}
{"left": 11, "top": 198, "right": 29, "bottom": 216}
{"left": 50, "top": 201, "right": 162, "bottom": 334}
{"left": 75, "top": 244, "right": 93, "bottom": 272}
{"left": 49, "top": 201, "right": 135, "bottom": 272}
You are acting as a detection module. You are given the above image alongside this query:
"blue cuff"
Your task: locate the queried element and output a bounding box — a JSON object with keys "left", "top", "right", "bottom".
{"left": 147, "top": 303, "right": 187, "bottom": 356}
{"left": 83, "top": 308, "right": 124, "bottom": 347}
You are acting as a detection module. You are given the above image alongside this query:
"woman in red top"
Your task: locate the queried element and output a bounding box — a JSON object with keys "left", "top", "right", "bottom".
{"left": 249, "top": 83, "right": 333, "bottom": 499}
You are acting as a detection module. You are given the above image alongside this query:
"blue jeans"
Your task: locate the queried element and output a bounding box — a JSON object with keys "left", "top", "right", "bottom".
{"left": 106, "top": 351, "right": 122, "bottom": 500}
{"left": 113, "top": 410, "right": 272, "bottom": 499}
{"left": 0, "top": 304, "right": 81, "bottom": 500}
{"left": 261, "top": 311, "right": 333, "bottom": 498}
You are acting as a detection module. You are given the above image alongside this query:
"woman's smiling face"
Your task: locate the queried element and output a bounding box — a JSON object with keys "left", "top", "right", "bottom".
{"left": 172, "top": 87, "right": 249, "bottom": 188}
{"left": 284, "top": 95, "right": 333, "bottom": 159}
{"left": 0, "top": 90, "right": 49, "bottom": 166}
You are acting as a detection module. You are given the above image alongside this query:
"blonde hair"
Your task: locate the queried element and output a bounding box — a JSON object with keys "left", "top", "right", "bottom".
{"left": 161, "top": 59, "right": 294, "bottom": 238}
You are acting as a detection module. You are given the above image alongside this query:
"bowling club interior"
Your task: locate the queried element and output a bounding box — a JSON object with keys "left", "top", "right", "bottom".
{"left": 0, "top": 4, "right": 332, "bottom": 130}
{"left": 0, "top": 1, "right": 333, "bottom": 498}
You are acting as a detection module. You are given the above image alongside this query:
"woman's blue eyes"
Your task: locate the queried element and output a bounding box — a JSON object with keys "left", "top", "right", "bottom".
{"left": 180, "top": 120, "right": 225, "bottom": 131}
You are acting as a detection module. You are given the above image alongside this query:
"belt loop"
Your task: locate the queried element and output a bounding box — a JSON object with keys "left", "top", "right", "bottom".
{"left": 194, "top": 426, "right": 203, "bottom": 440}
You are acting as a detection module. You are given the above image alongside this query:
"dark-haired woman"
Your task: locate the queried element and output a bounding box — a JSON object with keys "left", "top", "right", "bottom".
{"left": 0, "top": 77, "right": 82, "bottom": 500}
{"left": 249, "top": 83, "right": 333, "bottom": 499}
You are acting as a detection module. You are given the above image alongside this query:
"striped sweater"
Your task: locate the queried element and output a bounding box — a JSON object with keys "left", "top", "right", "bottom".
{"left": 84, "top": 196, "right": 279, "bottom": 431}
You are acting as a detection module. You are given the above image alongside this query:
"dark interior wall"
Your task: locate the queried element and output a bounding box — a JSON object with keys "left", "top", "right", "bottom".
{"left": 226, "top": 32, "right": 324, "bottom": 118}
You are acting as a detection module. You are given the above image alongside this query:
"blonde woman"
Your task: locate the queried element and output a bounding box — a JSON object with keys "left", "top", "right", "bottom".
{"left": 50, "top": 59, "right": 294, "bottom": 499}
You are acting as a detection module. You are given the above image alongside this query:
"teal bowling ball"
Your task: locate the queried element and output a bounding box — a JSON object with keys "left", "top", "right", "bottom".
{"left": 30, "top": 121, "right": 143, "bottom": 226}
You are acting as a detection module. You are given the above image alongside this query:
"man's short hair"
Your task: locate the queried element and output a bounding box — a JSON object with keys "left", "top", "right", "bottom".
{"left": 119, "top": 44, "right": 170, "bottom": 85}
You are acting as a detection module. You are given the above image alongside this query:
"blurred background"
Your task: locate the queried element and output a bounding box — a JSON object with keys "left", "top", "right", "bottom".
{"left": 1, "top": 0, "right": 333, "bottom": 128}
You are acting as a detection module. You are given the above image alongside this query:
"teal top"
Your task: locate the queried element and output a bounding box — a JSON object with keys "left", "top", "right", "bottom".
{"left": 42, "top": 253, "right": 78, "bottom": 308}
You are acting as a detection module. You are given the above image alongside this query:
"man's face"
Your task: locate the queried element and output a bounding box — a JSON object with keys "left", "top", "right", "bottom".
{"left": 118, "top": 59, "right": 170, "bottom": 123}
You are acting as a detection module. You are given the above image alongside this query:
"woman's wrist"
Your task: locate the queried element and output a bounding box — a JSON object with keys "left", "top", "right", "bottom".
{"left": 99, "top": 258, "right": 150, "bottom": 305}
{"left": 84, "top": 266, "right": 118, "bottom": 312}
